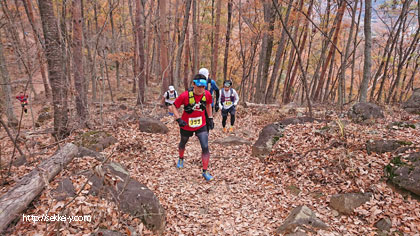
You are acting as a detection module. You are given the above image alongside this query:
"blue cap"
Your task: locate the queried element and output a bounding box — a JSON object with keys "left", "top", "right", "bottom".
{"left": 193, "top": 79, "right": 207, "bottom": 87}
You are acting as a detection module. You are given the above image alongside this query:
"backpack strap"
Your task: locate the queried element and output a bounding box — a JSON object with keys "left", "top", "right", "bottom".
{"left": 166, "top": 91, "right": 170, "bottom": 99}
{"left": 188, "top": 88, "right": 195, "bottom": 105}
{"left": 207, "top": 79, "right": 212, "bottom": 91}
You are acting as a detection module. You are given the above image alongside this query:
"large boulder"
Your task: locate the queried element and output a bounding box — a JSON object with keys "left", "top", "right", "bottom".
{"left": 252, "top": 117, "right": 321, "bottom": 158}
{"left": 402, "top": 88, "right": 420, "bottom": 114}
{"left": 87, "top": 162, "right": 166, "bottom": 232}
{"left": 139, "top": 117, "right": 169, "bottom": 134}
{"left": 77, "top": 131, "right": 118, "bottom": 152}
{"left": 329, "top": 192, "right": 372, "bottom": 215}
{"left": 275, "top": 205, "right": 328, "bottom": 234}
{"left": 348, "top": 102, "right": 384, "bottom": 123}
{"left": 366, "top": 139, "right": 412, "bottom": 154}
{"left": 385, "top": 152, "right": 420, "bottom": 196}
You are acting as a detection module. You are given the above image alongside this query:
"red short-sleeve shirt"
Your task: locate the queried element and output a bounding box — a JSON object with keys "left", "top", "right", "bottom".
{"left": 173, "top": 90, "right": 212, "bottom": 131}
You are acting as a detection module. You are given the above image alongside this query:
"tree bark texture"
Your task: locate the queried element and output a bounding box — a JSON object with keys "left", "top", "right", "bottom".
{"left": 72, "top": 0, "right": 88, "bottom": 123}
{"left": 39, "top": 0, "right": 69, "bottom": 140}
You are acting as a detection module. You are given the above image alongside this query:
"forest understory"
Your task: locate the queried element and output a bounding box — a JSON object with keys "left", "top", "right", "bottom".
{"left": 1, "top": 82, "right": 419, "bottom": 235}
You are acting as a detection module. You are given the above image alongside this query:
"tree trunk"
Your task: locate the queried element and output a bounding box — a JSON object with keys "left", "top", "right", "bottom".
{"left": 273, "top": 1, "right": 312, "bottom": 117}
{"left": 136, "top": 0, "right": 146, "bottom": 104}
{"left": 283, "top": 0, "right": 310, "bottom": 104}
{"left": 349, "top": 0, "right": 362, "bottom": 102}
{"left": 266, "top": 0, "right": 294, "bottom": 104}
{"left": 22, "top": 0, "right": 51, "bottom": 99}
{"left": 192, "top": 0, "right": 199, "bottom": 74}
{"left": 39, "top": 0, "right": 69, "bottom": 140}
{"left": 222, "top": 0, "right": 233, "bottom": 82}
{"left": 159, "top": 0, "right": 170, "bottom": 94}
{"left": 128, "top": 0, "right": 138, "bottom": 94}
{"left": 313, "top": 0, "right": 346, "bottom": 101}
{"left": 183, "top": 27, "right": 191, "bottom": 90}
{"left": 175, "top": 0, "right": 192, "bottom": 89}
{"left": 359, "top": 0, "right": 372, "bottom": 102}
{"left": 310, "top": 0, "right": 333, "bottom": 98}
{"left": 211, "top": 0, "right": 222, "bottom": 80}
{"left": 338, "top": 0, "right": 358, "bottom": 107}
{"left": 0, "top": 37, "right": 18, "bottom": 127}
{"left": 374, "top": 0, "right": 412, "bottom": 102}
{"left": 72, "top": 0, "right": 88, "bottom": 124}
{"left": 0, "top": 143, "right": 78, "bottom": 232}
{"left": 386, "top": 28, "right": 419, "bottom": 103}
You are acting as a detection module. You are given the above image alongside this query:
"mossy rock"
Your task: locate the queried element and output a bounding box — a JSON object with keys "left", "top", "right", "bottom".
{"left": 77, "top": 130, "right": 117, "bottom": 152}
{"left": 385, "top": 152, "right": 420, "bottom": 196}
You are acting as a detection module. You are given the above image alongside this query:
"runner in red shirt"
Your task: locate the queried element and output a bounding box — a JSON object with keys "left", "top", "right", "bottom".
{"left": 16, "top": 92, "right": 29, "bottom": 113}
{"left": 169, "top": 74, "right": 215, "bottom": 181}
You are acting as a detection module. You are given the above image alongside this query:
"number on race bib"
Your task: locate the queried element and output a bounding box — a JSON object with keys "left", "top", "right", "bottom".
{"left": 188, "top": 117, "right": 202, "bottom": 128}
{"left": 225, "top": 101, "right": 232, "bottom": 106}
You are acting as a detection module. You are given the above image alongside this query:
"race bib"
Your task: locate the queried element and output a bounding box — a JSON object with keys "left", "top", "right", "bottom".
{"left": 224, "top": 101, "right": 232, "bottom": 106}
{"left": 188, "top": 117, "right": 203, "bottom": 128}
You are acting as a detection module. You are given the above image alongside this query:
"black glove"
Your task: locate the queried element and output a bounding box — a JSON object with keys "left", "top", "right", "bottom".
{"left": 208, "top": 117, "right": 214, "bottom": 130}
{"left": 176, "top": 118, "right": 187, "bottom": 127}
{"left": 215, "top": 103, "right": 219, "bottom": 112}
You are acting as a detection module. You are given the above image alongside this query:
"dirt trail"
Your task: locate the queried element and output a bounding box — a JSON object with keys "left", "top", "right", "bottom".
{"left": 121, "top": 112, "right": 286, "bottom": 235}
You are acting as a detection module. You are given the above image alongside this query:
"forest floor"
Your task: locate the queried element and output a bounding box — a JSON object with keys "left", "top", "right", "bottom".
{"left": 1, "top": 77, "right": 420, "bottom": 235}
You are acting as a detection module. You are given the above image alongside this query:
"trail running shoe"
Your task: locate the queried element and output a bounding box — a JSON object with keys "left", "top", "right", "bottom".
{"left": 223, "top": 127, "right": 227, "bottom": 133}
{"left": 202, "top": 171, "right": 214, "bottom": 181}
{"left": 229, "top": 127, "right": 234, "bottom": 132}
{"left": 176, "top": 158, "right": 184, "bottom": 168}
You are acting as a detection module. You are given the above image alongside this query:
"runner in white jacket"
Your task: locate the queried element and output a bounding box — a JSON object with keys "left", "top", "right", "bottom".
{"left": 218, "top": 80, "right": 239, "bottom": 132}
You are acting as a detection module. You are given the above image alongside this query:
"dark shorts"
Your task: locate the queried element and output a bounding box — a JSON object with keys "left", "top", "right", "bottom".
{"left": 180, "top": 125, "right": 208, "bottom": 137}
{"left": 165, "top": 102, "right": 174, "bottom": 107}
{"left": 221, "top": 106, "right": 236, "bottom": 117}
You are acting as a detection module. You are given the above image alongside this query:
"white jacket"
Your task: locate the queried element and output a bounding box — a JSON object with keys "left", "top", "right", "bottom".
{"left": 218, "top": 88, "right": 239, "bottom": 110}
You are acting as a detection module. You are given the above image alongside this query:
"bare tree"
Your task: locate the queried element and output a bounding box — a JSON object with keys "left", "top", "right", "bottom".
{"left": 159, "top": 0, "right": 170, "bottom": 93}
{"left": 265, "top": 0, "right": 293, "bottom": 104}
{"left": 222, "top": 0, "right": 233, "bottom": 82}
{"left": 72, "top": 0, "right": 88, "bottom": 124}
{"left": 338, "top": 0, "right": 358, "bottom": 107}
{"left": 135, "top": 0, "right": 146, "bottom": 104}
{"left": 38, "top": 0, "right": 69, "bottom": 140}
{"left": 175, "top": 0, "right": 192, "bottom": 89}
{"left": 211, "top": 0, "right": 222, "bottom": 80}
{"left": 0, "top": 34, "right": 18, "bottom": 127}
{"left": 359, "top": 0, "right": 372, "bottom": 102}
{"left": 22, "top": 0, "right": 51, "bottom": 99}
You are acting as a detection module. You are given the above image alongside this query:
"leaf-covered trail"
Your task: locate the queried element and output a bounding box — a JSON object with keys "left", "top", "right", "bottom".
{"left": 6, "top": 105, "right": 420, "bottom": 235}
{"left": 121, "top": 108, "right": 420, "bottom": 235}
{"left": 127, "top": 113, "right": 285, "bottom": 235}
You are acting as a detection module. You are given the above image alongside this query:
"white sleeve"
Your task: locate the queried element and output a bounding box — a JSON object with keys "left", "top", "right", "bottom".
{"left": 163, "top": 91, "right": 167, "bottom": 98}
{"left": 233, "top": 89, "right": 239, "bottom": 106}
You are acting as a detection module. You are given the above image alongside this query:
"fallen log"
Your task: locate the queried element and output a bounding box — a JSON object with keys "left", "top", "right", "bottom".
{"left": 0, "top": 143, "right": 78, "bottom": 232}
{"left": 244, "top": 101, "right": 282, "bottom": 108}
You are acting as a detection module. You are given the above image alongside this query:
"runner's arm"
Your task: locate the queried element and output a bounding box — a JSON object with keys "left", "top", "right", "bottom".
{"left": 233, "top": 89, "right": 239, "bottom": 106}
{"left": 169, "top": 105, "right": 181, "bottom": 119}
